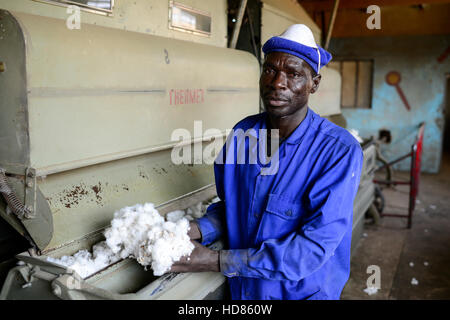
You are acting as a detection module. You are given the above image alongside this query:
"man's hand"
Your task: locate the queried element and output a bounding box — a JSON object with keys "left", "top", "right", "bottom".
{"left": 169, "top": 240, "right": 220, "bottom": 273}
{"left": 188, "top": 221, "right": 202, "bottom": 240}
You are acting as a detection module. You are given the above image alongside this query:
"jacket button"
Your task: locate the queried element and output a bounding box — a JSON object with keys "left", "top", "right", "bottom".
{"left": 286, "top": 210, "right": 292, "bottom": 216}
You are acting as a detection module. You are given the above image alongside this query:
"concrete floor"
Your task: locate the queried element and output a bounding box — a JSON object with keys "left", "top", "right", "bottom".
{"left": 341, "top": 152, "right": 450, "bottom": 300}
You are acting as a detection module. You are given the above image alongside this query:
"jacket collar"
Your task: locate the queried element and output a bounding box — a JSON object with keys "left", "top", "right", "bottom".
{"left": 260, "top": 107, "right": 314, "bottom": 145}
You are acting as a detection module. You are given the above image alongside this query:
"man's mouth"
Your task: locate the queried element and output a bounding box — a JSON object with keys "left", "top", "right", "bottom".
{"left": 265, "top": 96, "right": 289, "bottom": 107}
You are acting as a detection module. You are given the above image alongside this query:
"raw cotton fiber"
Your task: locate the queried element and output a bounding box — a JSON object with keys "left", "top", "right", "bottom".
{"left": 47, "top": 200, "right": 217, "bottom": 278}
{"left": 47, "top": 241, "right": 120, "bottom": 279}
{"left": 104, "top": 203, "right": 194, "bottom": 276}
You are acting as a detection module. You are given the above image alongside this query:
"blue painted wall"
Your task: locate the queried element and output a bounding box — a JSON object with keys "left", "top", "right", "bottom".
{"left": 330, "top": 35, "right": 450, "bottom": 173}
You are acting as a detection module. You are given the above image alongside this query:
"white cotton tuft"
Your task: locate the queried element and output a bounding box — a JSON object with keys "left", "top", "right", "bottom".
{"left": 47, "top": 201, "right": 209, "bottom": 278}
{"left": 47, "top": 241, "right": 120, "bottom": 279}
{"left": 363, "top": 286, "right": 379, "bottom": 296}
{"left": 166, "top": 210, "right": 186, "bottom": 222}
{"left": 186, "top": 202, "right": 203, "bottom": 219}
{"left": 103, "top": 203, "right": 194, "bottom": 276}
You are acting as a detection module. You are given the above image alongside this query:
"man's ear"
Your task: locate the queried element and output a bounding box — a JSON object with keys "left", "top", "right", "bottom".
{"left": 310, "top": 74, "right": 321, "bottom": 94}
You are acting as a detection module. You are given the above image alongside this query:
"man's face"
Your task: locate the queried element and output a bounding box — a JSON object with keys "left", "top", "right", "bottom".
{"left": 260, "top": 52, "right": 321, "bottom": 118}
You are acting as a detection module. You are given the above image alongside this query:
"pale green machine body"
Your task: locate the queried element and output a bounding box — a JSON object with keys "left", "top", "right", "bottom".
{"left": 0, "top": 0, "right": 375, "bottom": 300}
{"left": 0, "top": 2, "right": 259, "bottom": 299}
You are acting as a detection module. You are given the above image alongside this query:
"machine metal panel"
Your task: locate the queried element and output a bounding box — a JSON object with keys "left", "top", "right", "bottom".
{"left": 309, "top": 66, "right": 342, "bottom": 116}
{"left": 0, "top": 2, "right": 254, "bottom": 300}
{"left": 0, "top": 10, "right": 29, "bottom": 170}
{"left": 7, "top": 11, "right": 258, "bottom": 173}
{"left": 260, "top": 0, "right": 321, "bottom": 44}
{"left": 0, "top": 0, "right": 228, "bottom": 48}
{"left": 0, "top": 9, "right": 259, "bottom": 252}
{"left": 39, "top": 150, "right": 215, "bottom": 252}
{"left": 0, "top": 187, "right": 226, "bottom": 300}
{"left": 351, "top": 143, "right": 377, "bottom": 254}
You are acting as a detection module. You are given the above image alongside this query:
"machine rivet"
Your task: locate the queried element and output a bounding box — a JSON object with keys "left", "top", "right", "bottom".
{"left": 24, "top": 206, "right": 34, "bottom": 219}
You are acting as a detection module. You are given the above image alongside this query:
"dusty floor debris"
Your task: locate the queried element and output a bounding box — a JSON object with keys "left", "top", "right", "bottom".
{"left": 341, "top": 153, "right": 450, "bottom": 300}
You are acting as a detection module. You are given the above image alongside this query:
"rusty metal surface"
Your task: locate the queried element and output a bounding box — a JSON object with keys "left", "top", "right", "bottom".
{"left": 38, "top": 147, "right": 214, "bottom": 252}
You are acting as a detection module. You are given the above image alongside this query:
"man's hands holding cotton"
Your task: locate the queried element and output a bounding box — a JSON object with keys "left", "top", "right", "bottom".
{"left": 187, "top": 221, "right": 202, "bottom": 240}
{"left": 169, "top": 221, "right": 220, "bottom": 273}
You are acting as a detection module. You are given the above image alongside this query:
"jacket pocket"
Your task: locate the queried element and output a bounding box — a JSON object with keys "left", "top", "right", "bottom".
{"left": 255, "top": 194, "right": 304, "bottom": 242}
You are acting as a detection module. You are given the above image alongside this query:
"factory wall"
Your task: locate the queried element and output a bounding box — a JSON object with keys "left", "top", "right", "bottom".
{"left": 329, "top": 34, "right": 450, "bottom": 173}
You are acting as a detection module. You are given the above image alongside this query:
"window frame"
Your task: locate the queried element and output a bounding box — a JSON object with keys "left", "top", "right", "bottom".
{"left": 168, "top": 1, "right": 212, "bottom": 37}
{"left": 33, "top": 0, "right": 115, "bottom": 16}
{"left": 332, "top": 58, "right": 374, "bottom": 110}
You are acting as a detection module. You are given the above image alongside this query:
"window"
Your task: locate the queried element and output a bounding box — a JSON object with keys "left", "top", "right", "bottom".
{"left": 34, "top": 0, "right": 114, "bottom": 15}
{"left": 169, "top": 1, "right": 212, "bottom": 36}
{"left": 329, "top": 60, "right": 374, "bottom": 109}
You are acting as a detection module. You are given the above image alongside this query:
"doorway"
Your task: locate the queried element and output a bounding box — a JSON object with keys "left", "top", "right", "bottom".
{"left": 441, "top": 74, "right": 450, "bottom": 172}
{"left": 443, "top": 75, "right": 450, "bottom": 150}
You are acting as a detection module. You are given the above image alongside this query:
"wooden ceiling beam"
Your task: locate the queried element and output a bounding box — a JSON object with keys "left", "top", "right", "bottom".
{"left": 327, "top": 3, "right": 450, "bottom": 37}
{"left": 298, "top": 0, "right": 450, "bottom": 12}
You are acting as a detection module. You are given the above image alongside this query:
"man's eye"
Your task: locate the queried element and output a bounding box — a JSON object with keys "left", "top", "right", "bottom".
{"left": 263, "top": 68, "right": 273, "bottom": 74}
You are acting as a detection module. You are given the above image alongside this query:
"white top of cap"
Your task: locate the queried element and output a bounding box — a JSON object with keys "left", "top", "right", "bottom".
{"left": 279, "top": 24, "right": 318, "bottom": 49}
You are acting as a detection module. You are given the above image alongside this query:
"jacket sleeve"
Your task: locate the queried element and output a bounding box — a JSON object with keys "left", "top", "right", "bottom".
{"left": 219, "top": 143, "right": 363, "bottom": 280}
{"left": 196, "top": 156, "right": 226, "bottom": 246}
{"left": 196, "top": 118, "right": 253, "bottom": 245}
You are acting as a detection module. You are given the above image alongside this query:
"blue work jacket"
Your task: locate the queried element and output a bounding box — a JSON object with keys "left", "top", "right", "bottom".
{"left": 197, "top": 108, "right": 363, "bottom": 300}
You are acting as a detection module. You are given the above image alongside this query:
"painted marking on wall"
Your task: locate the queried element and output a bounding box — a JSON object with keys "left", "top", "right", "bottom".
{"left": 169, "top": 89, "right": 204, "bottom": 105}
{"left": 437, "top": 46, "right": 450, "bottom": 63}
{"left": 386, "top": 71, "right": 411, "bottom": 111}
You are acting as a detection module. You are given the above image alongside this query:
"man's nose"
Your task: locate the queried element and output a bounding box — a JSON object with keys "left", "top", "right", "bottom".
{"left": 271, "top": 71, "right": 287, "bottom": 90}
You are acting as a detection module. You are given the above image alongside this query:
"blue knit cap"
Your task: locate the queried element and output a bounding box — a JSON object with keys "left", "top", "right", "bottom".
{"left": 262, "top": 24, "right": 332, "bottom": 74}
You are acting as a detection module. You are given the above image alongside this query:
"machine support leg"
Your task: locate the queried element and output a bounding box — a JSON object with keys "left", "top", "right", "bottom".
{"left": 368, "top": 203, "right": 380, "bottom": 225}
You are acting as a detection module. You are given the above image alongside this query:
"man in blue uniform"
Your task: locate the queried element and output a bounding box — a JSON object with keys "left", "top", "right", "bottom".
{"left": 171, "top": 24, "right": 363, "bottom": 300}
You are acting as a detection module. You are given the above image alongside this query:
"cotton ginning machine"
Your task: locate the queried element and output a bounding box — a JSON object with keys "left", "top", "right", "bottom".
{"left": 0, "top": 9, "right": 260, "bottom": 300}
